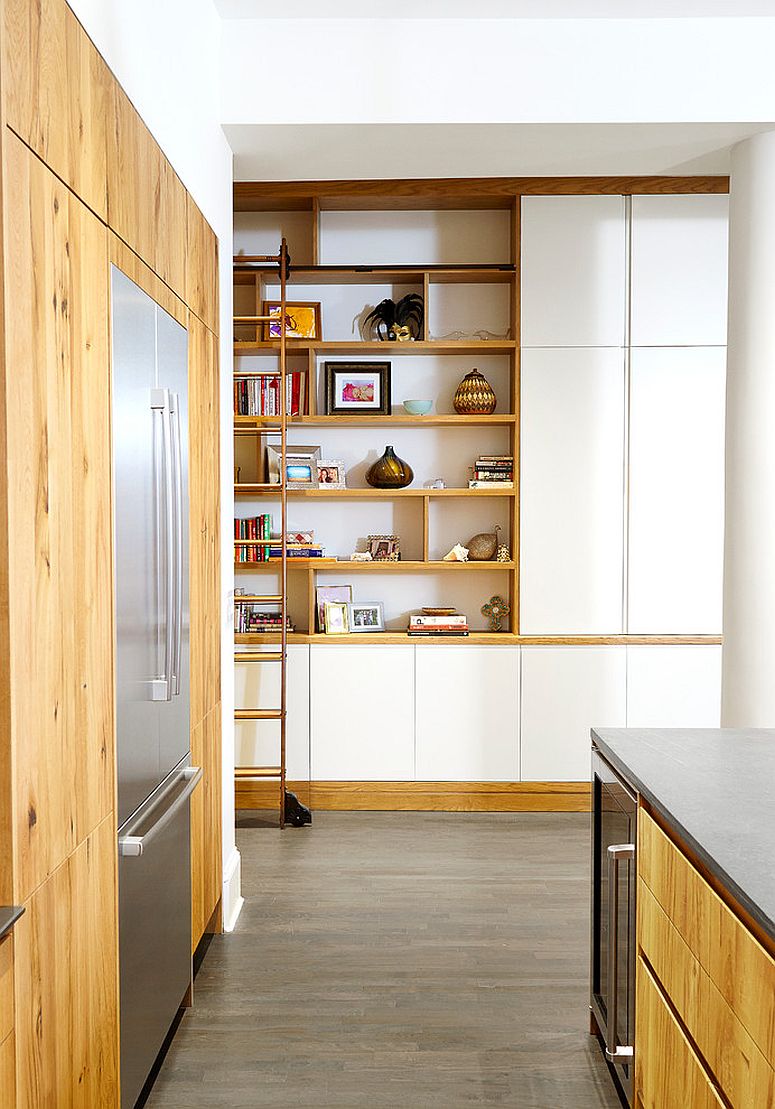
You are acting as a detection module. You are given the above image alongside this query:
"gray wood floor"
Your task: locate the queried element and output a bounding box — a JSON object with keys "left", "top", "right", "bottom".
{"left": 146, "top": 812, "right": 621, "bottom": 1108}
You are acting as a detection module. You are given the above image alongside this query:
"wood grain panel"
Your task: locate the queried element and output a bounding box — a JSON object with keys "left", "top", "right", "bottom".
{"left": 188, "top": 314, "right": 220, "bottom": 728}
{"left": 0, "top": 935, "right": 13, "bottom": 1046}
{"left": 108, "top": 232, "right": 187, "bottom": 328}
{"left": 191, "top": 704, "right": 222, "bottom": 953}
{"left": 3, "top": 134, "right": 113, "bottom": 901}
{"left": 107, "top": 85, "right": 187, "bottom": 298}
{"left": 234, "top": 176, "right": 730, "bottom": 211}
{"left": 639, "top": 879, "right": 775, "bottom": 1107}
{"left": 236, "top": 780, "right": 591, "bottom": 812}
{"left": 14, "top": 814, "right": 118, "bottom": 1109}
{"left": 0, "top": 1032, "right": 14, "bottom": 1109}
{"left": 640, "top": 808, "right": 775, "bottom": 1072}
{"left": 3, "top": 0, "right": 110, "bottom": 219}
{"left": 635, "top": 957, "right": 724, "bottom": 1108}
{"left": 186, "top": 199, "right": 219, "bottom": 334}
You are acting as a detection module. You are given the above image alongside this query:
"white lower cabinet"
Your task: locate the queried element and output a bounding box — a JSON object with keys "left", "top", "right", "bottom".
{"left": 626, "top": 645, "right": 722, "bottom": 727}
{"left": 415, "top": 646, "right": 519, "bottom": 781}
{"left": 234, "top": 644, "right": 310, "bottom": 779}
{"left": 520, "top": 647, "right": 627, "bottom": 781}
{"left": 310, "top": 645, "right": 415, "bottom": 779}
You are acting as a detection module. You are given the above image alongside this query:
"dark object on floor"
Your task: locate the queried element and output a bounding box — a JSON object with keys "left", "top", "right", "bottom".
{"left": 285, "top": 791, "right": 312, "bottom": 826}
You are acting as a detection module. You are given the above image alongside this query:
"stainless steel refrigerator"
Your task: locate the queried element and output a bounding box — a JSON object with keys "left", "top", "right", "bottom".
{"left": 112, "top": 266, "right": 201, "bottom": 1109}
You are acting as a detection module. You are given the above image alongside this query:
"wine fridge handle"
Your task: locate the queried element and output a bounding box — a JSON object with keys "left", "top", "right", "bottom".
{"left": 605, "top": 842, "right": 635, "bottom": 1064}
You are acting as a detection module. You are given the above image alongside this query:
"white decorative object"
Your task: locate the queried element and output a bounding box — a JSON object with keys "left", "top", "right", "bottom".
{"left": 443, "top": 543, "right": 469, "bottom": 562}
{"left": 350, "top": 551, "right": 373, "bottom": 562}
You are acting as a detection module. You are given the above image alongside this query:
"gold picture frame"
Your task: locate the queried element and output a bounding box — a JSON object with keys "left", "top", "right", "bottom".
{"left": 323, "top": 600, "right": 349, "bottom": 635}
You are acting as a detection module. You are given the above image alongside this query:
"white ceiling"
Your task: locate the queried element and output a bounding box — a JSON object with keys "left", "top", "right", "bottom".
{"left": 215, "top": 0, "right": 775, "bottom": 18}
{"left": 227, "top": 122, "right": 769, "bottom": 181}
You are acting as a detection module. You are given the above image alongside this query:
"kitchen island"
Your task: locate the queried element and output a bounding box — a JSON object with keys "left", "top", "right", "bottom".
{"left": 592, "top": 728, "right": 775, "bottom": 1108}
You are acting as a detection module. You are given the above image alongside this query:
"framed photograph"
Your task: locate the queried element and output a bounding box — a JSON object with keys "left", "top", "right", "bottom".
{"left": 316, "top": 459, "right": 346, "bottom": 489}
{"left": 324, "top": 361, "right": 391, "bottom": 416}
{"left": 262, "top": 301, "right": 321, "bottom": 341}
{"left": 348, "top": 602, "right": 384, "bottom": 632}
{"left": 266, "top": 444, "right": 321, "bottom": 487}
{"left": 316, "top": 584, "right": 352, "bottom": 632}
{"left": 323, "top": 600, "right": 349, "bottom": 635}
{"left": 368, "top": 534, "right": 401, "bottom": 562}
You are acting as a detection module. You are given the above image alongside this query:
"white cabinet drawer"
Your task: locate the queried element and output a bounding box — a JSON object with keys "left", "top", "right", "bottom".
{"left": 415, "top": 646, "right": 519, "bottom": 781}
{"left": 310, "top": 645, "right": 414, "bottom": 780}
{"left": 521, "top": 647, "right": 626, "bottom": 781}
{"left": 626, "top": 645, "right": 721, "bottom": 728}
{"left": 521, "top": 195, "right": 627, "bottom": 347}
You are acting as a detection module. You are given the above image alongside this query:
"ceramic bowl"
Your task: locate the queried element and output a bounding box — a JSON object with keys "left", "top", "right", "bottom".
{"left": 403, "top": 399, "right": 433, "bottom": 416}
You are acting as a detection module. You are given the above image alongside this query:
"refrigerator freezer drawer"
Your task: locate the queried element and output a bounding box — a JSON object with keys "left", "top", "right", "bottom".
{"left": 118, "top": 761, "right": 197, "bottom": 1109}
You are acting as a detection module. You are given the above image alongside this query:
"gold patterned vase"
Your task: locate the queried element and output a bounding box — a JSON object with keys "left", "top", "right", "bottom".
{"left": 453, "top": 368, "right": 496, "bottom": 415}
{"left": 366, "top": 445, "right": 414, "bottom": 489}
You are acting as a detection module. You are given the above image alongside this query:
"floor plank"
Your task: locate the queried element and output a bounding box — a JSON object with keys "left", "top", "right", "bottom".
{"left": 146, "top": 812, "right": 621, "bottom": 1108}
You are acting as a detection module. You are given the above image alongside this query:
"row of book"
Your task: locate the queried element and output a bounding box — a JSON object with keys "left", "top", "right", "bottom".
{"left": 234, "top": 518, "right": 327, "bottom": 561}
{"left": 234, "top": 608, "right": 295, "bottom": 634}
{"left": 469, "top": 453, "right": 514, "bottom": 489}
{"left": 233, "top": 371, "right": 307, "bottom": 418}
{"left": 234, "top": 514, "right": 272, "bottom": 562}
{"left": 407, "top": 613, "right": 469, "bottom": 637}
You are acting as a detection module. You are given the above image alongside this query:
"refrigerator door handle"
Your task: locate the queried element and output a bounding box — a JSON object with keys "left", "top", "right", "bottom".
{"left": 605, "top": 842, "right": 635, "bottom": 1064}
{"left": 118, "top": 766, "right": 202, "bottom": 857}
{"left": 170, "top": 391, "right": 183, "bottom": 698}
{"left": 151, "top": 388, "right": 173, "bottom": 702}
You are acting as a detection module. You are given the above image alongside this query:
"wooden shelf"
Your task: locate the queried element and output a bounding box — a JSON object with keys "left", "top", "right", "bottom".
{"left": 234, "top": 414, "right": 516, "bottom": 428}
{"left": 235, "top": 559, "right": 515, "bottom": 572}
{"left": 233, "top": 263, "right": 516, "bottom": 286}
{"left": 234, "top": 632, "right": 723, "bottom": 646}
{"left": 234, "top": 486, "right": 515, "bottom": 498}
{"left": 234, "top": 339, "right": 516, "bottom": 356}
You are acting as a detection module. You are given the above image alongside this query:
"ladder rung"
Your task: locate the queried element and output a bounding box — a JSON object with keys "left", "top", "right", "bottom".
{"left": 235, "top": 652, "right": 284, "bottom": 663}
{"left": 235, "top": 709, "right": 284, "bottom": 721}
{"left": 235, "top": 766, "right": 282, "bottom": 779}
{"left": 234, "top": 594, "right": 283, "bottom": 603}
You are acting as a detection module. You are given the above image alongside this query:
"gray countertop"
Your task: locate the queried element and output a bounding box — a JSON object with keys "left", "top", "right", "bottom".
{"left": 591, "top": 728, "right": 775, "bottom": 943}
{"left": 0, "top": 905, "right": 23, "bottom": 941}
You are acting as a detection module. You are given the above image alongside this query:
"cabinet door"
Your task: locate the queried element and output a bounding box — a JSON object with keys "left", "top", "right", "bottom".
{"left": 627, "top": 646, "right": 721, "bottom": 728}
{"left": 521, "top": 647, "right": 626, "bottom": 781}
{"left": 415, "top": 647, "right": 519, "bottom": 781}
{"left": 521, "top": 195, "right": 627, "bottom": 347}
{"left": 311, "top": 646, "right": 414, "bottom": 780}
{"left": 631, "top": 194, "right": 729, "bottom": 347}
{"left": 235, "top": 645, "right": 310, "bottom": 780}
{"left": 628, "top": 347, "right": 726, "bottom": 634}
{"left": 520, "top": 348, "right": 625, "bottom": 634}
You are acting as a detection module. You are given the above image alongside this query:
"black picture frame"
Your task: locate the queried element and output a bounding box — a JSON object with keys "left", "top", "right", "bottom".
{"left": 324, "top": 361, "right": 391, "bottom": 416}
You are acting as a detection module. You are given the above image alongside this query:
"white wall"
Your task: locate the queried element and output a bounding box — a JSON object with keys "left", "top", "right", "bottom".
{"left": 68, "top": 0, "right": 240, "bottom": 927}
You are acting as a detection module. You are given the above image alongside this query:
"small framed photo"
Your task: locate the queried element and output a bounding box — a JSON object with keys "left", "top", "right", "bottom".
{"left": 368, "top": 534, "right": 401, "bottom": 562}
{"left": 323, "top": 600, "right": 349, "bottom": 635}
{"left": 324, "top": 361, "right": 391, "bottom": 416}
{"left": 316, "top": 459, "right": 346, "bottom": 489}
{"left": 316, "top": 584, "right": 352, "bottom": 632}
{"left": 266, "top": 444, "right": 321, "bottom": 487}
{"left": 348, "top": 602, "right": 384, "bottom": 632}
{"left": 262, "top": 301, "right": 321, "bottom": 341}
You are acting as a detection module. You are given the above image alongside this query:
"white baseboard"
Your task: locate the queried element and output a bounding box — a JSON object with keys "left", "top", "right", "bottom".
{"left": 221, "top": 846, "right": 244, "bottom": 932}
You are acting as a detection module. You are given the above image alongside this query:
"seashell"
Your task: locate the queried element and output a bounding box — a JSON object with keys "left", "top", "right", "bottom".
{"left": 443, "top": 543, "right": 469, "bottom": 562}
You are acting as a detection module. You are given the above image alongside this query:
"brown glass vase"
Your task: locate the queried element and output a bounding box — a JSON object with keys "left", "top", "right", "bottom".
{"left": 453, "top": 368, "right": 496, "bottom": 415}
{"left": 366, "top": 445, "right": 414, "bottom": 489}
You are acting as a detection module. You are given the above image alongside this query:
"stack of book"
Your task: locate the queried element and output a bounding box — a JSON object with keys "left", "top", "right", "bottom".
{"left": 234, "top": 514, "right": 272, "bottom": 562}
{"left": 234, "top": 608, "right": 294, "bottom": 634}
{"left": 469, "top": 454, "right": 514, "bottom": 488}
{"left": 407, "top": 612, "right": 469, "bottom": 637}
{"left": 233, "top": 371, "right": 307, "bottom": 417}
{"left": 267, "top": 543, "right": 326, "bottom": 559}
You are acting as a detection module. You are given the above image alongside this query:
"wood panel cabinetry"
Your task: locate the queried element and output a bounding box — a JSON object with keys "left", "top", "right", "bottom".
{"left": 2, "top": 0, "right": 110, "bottom": 219}
{"left": 3, "top": 132, "right": 114, "bottom": 901}
{"left": 637, "top": 809, "right": 775, "bottom": 1106}
{"left": 187, "top": 200, "right": 219, "bottom": 333}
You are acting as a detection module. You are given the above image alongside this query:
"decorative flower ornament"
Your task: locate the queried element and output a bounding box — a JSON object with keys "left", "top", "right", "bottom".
{"left": 481, "top": 594, "right": 510, "bottom": 632}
